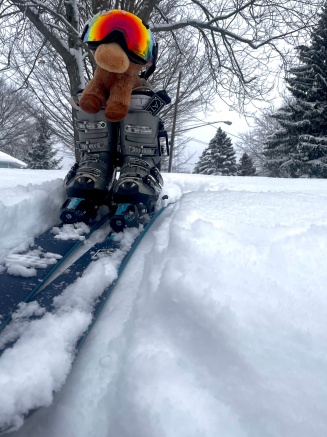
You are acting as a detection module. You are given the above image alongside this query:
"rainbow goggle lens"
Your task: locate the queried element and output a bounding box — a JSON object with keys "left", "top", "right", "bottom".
{"left": 82, "top": 10, "right": 155, "bottom": 65}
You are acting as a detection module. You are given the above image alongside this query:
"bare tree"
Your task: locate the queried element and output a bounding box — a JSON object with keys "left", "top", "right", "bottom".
{"left": 150, "top": 0, "right": 323, "bottom": 111}
{"left": 160, "top": 135, "right": 196, "bottom": 173}
{"left": 235, "top": 106, "right": 282, "bottom": 175}
{"left": 0, "top": 0, "right": 323, "bottom": 154}
{"left": 151, "top": 30, "right": 215, "bottom": 170}
{"left": 0, "top": 75, "right": 37, "bottom": 161}
{"left": 0, "top": 11, "right": 215, "bottom": 162}
{"left": 1, "top": 0, "right": 323, "bottom": 98}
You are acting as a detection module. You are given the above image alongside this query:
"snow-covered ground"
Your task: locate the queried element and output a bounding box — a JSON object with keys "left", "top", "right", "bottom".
{"left": 1, "top": 169, "right": 327, "bottom": 437}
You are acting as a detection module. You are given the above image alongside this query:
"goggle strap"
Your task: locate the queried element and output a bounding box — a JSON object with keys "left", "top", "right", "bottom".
{"left": 140, "top": 43, "right": 158, "bottom": 79}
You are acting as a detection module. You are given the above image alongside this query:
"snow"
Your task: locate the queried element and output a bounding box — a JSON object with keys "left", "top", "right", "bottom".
{"left": 0, "top": 152, "right": 26, "bottom": 168}
{"left": 1, "top": 169, "right": 327, "bottom": 436}
{"left": 51, "top": 222, "right": 91, "bottom": 241}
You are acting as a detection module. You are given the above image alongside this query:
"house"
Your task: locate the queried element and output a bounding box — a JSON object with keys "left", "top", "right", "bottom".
{"left": 0, "top": 151, "right": 27, "bottom": 169}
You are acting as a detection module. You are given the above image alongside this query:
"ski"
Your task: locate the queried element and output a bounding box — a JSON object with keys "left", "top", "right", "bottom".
{"left": 37, "top": 205, "right": 166, "bottom": 348}
{"left": 77, "top": 205, "right": 166, "bottom": 351}
{"left": 0, "top": 211, "right": 111, "bottom": 332}
{"left": 0, "top": 204, "right": 167, "bottom": 435}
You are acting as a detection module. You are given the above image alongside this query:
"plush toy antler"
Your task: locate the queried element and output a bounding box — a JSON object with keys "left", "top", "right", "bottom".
{"left": 79, "top": 10, "right": 156, "bottom": 122}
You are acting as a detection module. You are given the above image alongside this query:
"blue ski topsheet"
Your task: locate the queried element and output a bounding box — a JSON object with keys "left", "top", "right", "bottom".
{"left": 30, "top": 207, "right": 165, "bottom": 325}
{"left": 0, "top": 205, "right": 167, "bottom": 435}
{"left": 0, "top": 215, "right": 110, "bottom": 331}
{"left": 35, "top": 233, "right": 120, "bottom": 310}
{"left": 36, "top": 207, "right": 166, "bottom": 352}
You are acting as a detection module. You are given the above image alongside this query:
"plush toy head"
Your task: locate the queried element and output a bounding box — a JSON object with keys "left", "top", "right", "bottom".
{"left": 79, "top": 10, "right": 157, "bottom": 122}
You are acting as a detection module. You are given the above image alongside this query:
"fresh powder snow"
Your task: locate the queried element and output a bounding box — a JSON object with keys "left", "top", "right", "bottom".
{"left": 0, "top": 168, "right": 327, "bottom": 437}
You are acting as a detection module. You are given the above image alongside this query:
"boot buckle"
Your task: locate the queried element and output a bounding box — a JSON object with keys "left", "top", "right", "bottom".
{"left": 76, "top": 120, "right": 107, "bottom": 131}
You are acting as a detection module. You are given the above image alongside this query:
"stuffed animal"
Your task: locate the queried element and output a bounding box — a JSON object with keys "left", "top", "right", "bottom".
{"left": 79, "top": 10, "right": 156, "bottom": 122}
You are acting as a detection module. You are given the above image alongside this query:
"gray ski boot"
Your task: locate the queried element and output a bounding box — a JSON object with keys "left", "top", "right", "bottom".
{"left": 61, "top": 86, "right": 169, "bottom": 224}
{"left": 113, "top": 108, "right": 164, "bottom": 212}
{"left": 64, "top": 106, "right": 117, "bottom": 202}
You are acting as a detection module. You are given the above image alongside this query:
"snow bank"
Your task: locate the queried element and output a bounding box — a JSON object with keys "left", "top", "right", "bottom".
{"left": 0, "top": 170, "right": 67, "bottom": 263}
{"left": 1, "top": 171, "right": 327, "bottom": 436}
{"left": 0, "top": 214, "right": 143, "bottom": 432}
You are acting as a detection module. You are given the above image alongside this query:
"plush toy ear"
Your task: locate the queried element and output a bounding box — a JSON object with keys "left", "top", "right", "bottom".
{"left": 95, "top": 43, "right": 130, "bottom": 73}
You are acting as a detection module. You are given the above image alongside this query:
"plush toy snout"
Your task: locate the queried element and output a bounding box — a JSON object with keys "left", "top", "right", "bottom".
{"left": 94, "top": 43, "right": 130, "bottom": 73}
{"left": 80, "top": 41, "right": 145, "bottom": 121}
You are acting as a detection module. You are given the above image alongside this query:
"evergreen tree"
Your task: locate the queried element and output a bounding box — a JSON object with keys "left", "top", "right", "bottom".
{"left": 237, "top": 152, "right": 256, "bottom": 176}
{"left": 263, "top": 101, "right": 302, "bottom": 178}
{"left": 264, "top": 3, "right": 327, "bottom": 178}
{"left": 193, "top": 128, "right": 237, "bottom": 176}
{"left": 26, "top": 115, "right": 62, "bottom": 170}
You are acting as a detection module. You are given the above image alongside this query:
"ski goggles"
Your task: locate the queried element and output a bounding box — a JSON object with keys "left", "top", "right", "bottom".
{"left": 81, "top": 10, "right": 155, "bottom": 65}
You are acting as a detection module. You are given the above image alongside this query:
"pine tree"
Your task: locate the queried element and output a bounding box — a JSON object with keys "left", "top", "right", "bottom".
{"left": 237, "top": 153, "right": 256, "bottom": 176}
{"left": 264, "top": 3, "right": 327, "bottom": 178}
{"left": 26, "top": 115, "right": 62, "bottom": 170}
{"left": 263, "top": 101, "right": 301, "bottom": 178}
{"left": 193, "top": 127, "right": 237, "bottom": 176}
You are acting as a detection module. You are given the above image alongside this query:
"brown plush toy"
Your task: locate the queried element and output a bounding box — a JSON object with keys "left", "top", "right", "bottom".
{"left": 79, "top": 10, "right": 156, "bottom": 122}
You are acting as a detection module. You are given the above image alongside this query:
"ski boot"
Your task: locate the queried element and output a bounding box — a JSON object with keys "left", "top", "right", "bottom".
{"left": 61, "top": 104, "right": 117, "bottom": 224}
{"left": 62, "top": 86, "right": 170, "bottom": 227}
{"left": 112, "top": 108, "right": 164, "bottom": 214}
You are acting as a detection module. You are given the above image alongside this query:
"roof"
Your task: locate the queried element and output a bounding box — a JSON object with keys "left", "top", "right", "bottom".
{"left": 0, "top": 151, "right": 27, "bottom": 168}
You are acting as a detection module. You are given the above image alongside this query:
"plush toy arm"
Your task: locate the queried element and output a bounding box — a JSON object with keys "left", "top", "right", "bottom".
{"left": 79, "top": 67, "right": 114, "bottom": 114}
